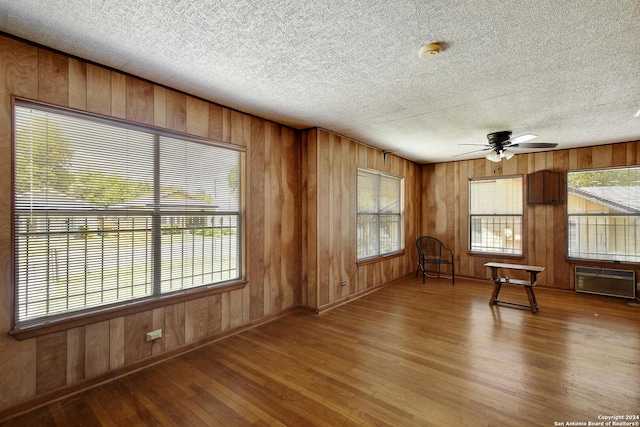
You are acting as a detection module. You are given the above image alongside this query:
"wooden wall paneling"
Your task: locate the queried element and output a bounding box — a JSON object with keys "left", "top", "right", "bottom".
{"left": 221, "top": 292, "right": 230, "bottom": 331}
{"left": 124, "top": 311, "right": 153, "bottom": 365}
{"left": 126, "top": 77, "right": 153, "bottom": 125}
{"left": 544, "top": 151, "right": 561, "bottom": 286}
{"left": 68, "top": 58, "right": 87, "bottom": 110}
{"left": 185, "top": 298, "right": 208, "bottom": 344}
{"left": 85, "top": 321, "right": 110, "bottom": 379}
{"left": 425, "top": 164, "right": 437, "bottom": 234}
{"left": 444, "top": 163, "right": 455, "bottom": 274}
{"left": 186, "top": 96, "right": 209, "bottom": 138}
{"left": 457, "top": 162, "right": 470, "bottom": 276}
{"left": 501, "top": 156, "right": 518, "bottom": 175}
{"left": 630, "top": 141, "right": 639, "bottom": 165}
{"left": 86, "top": 64, "right": 111, "bottom": 115}
{"left": 36, "top": 332, "right": 67, "bottom": 395}
{"left": 109, "top": 317, "right": 125, "bottom": 370}
{"left": 37, "top": 49, "right": 68, "bottom": 105}
{"left": 262, "top": 122, "right": 274, "bottom": 315}
{"left": 269, "top": 123, "right": 284, "bottom": 313}
{"left": 207, "top": 294, "right": 222, "bottom": 336}
{"left": 229, "top": 289, "right": 244, "bottom": 329}
{"left": 592, "top": 145, "right": 613, "bottom": 168}
{"left": 151, "top": 307, "right": 165, "bottom": 356}
{"left": 208, "top": 104, "right": 224, "bottom": 142}
{"left": 221, "top": 107, "right": 232, "bottom": 143}
{"left": 249, "top": 117, "right": 265, "bottom": 320}
{"left": 576, "top": 147, "right": 593, "bottom": 169}
{"left": 243, "top": 285, "right": 251, "bottom": 328}
{"left": 529, "top": 153, "right": 546, "bottom": 271}
{"left": 330, "top": 133, "right": 341, "bottom": 302}
{"left": 163, "top": 303, "right": 185, "bottom": 351}
{"left": 303, "top": 130, "right": 318, "bottom": 309}
{"left": 66, "top": 326, "right": 85, "bottom": 385}
{"left": 153, "top": 85, "right": 167, "bottom": 128}
{"left": 552, "top": 150, "right": 570, "bottom": 289}
{"left": 317, "top": 131, "right": 330, "bottom": 306}
{"left": 230, "top": 110, "right": 244, "bottom": 146}
{"left": 281, "top": 127, "right": 299, "bottom": 308}
{"left": 165, "top": 89, "right": 186, "bottom": 132}
{"left": 611, "top": 142, "right": 628, "bottom": 167}
{"left": 0, "top": 37, "right": 39, "bottom": 409}
{"left": 110, "top": 71, "right": 127, "bottom": 119}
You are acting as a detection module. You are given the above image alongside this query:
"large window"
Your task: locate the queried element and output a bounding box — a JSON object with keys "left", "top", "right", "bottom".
{"left": 357, "top": 168, "right": 403, "bottom": 259}
{"left": 567, "top": 167, "right": 640, "bottom": 262}
{"left": 14, "top": 101, "right": 242, "bottom": 328}
{"left": 469, "top": 176, "right": 523, "bottom": 255}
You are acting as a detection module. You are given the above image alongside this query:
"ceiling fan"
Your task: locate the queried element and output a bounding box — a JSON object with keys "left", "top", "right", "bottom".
{"left": 455, "top": 131, "right": 558, "bottom": 162}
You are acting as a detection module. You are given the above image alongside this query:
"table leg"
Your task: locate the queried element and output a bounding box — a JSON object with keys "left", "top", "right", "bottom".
{"left": 489, "top": 281, "right": 502, "bottom": 306}
{"left": 524, "top": 286, "right": 538, "bottom": 313}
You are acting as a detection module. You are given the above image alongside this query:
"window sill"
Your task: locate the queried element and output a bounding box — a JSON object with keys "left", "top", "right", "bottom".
{"left": 566, "top": 258, "right": 640, "bottom": 267}
{"left": 10, "top": 280, "right": 248, "bottom": 341}
{"left": 356, "top": 250, "right": 405, "bottom": 267}
{"left": 468, "top": 251, "right": 524, "bottom": 260}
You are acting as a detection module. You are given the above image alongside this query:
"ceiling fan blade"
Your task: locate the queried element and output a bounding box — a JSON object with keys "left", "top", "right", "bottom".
{"left": 508, "top": 134, "right": 537, "bottom": 145}
{"left": 453, "top": 147, "right": 492, "bottom": 157}
{"left": 510, "top": 142, "right": 558, "bottom": 149}
{"left": 458, "top": 144, "right": 490, "bottom": 147}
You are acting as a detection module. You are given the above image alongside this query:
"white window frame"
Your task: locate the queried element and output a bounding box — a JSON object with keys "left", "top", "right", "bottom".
{"left": 567, "top": 166, "right": 640, "bottom": 263}
{"left": 356, "top": 168, "right": 403, "bottom": 260}
{"left": 469, "top": 176, "right": 523, "bottom": 255}
{"left": 13, "top": 100, "right": 243, "bottom": 329}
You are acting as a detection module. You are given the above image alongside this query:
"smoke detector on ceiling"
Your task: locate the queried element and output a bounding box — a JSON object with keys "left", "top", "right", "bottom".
{"left": 418, "top": 43, "right": 442, "bottom": 61}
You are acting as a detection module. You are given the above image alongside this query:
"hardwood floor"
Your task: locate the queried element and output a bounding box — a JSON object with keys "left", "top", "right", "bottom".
{"left": 3, "top": 275, "right": 640, "bottom": 426}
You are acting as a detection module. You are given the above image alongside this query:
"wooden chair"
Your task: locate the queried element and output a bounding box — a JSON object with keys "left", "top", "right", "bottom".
{"left": 415, "top": 236, "right": 455, "bottom": 284}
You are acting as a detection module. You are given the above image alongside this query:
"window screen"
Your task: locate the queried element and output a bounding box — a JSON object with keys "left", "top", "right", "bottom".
{"left": 14, "top": 101, "right": 242, "bottom": 328}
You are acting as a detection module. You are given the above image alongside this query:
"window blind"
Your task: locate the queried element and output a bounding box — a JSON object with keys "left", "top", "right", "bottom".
{"left": 356, "top": 168, "right": 402, "bottom": 259}
{"left": 14, "top": 101, "right": 242, "bottom": 328}
{"left": 469, "top": 176, "right": 523, "bottom": 255}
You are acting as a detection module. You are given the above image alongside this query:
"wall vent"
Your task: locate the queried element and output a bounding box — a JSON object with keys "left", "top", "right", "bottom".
{"left": 575, "top": 266, "right": 636, "bottom": 299}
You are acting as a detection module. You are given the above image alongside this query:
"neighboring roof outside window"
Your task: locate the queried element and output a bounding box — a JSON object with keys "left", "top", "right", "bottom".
{"left": 568, "top": 186, "right": 640, "bottom": 214}
{"left": 16, "top": 189, "right": 99, "bottom": 210}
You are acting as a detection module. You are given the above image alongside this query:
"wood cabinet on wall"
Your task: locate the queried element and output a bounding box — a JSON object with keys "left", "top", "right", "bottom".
{"left": 0, "top": 35, "right": 300, "bottom": 416}
{"left": 421, "top": 143, "right": 640, "bottom": 290}
{"left": 301, "top": 128, "right": 421, "bottom": 312}
{"left": 527, "top": 170, "right": 564, "bottom": 205}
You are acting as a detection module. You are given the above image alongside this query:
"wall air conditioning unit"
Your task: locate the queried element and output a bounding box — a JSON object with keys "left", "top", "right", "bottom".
{"left": 575, "top": 266, "right": 636, "bottom": 299}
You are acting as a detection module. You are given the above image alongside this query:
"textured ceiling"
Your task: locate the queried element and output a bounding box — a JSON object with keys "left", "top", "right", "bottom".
{"left": 1, "top": 0, "right": 639, "bottom": 164}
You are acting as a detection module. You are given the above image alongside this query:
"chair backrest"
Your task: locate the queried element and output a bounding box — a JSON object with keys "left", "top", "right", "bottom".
{"left": 415, "top": 236, "right": 444, "bottom": 258}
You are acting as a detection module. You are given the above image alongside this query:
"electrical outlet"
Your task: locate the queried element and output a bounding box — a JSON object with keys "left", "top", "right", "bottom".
{"left": 341, "top": 280, "right": 347, "bottom": 287}
{"left": 146, "top": 328, "right": 162, "bottom": 342}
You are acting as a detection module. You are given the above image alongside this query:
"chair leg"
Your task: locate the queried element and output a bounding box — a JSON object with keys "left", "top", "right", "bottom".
{"left": 452, "top": 260, "right": 455, "bottom": 285}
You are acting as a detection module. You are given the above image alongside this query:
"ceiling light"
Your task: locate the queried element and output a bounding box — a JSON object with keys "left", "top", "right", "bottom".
{"left": 502, "top": 149, "right": 515, "bottom": 160}
{"left": 418, "top": 43, "right": 442, "bottom": 61}
{"left": 486, "top": 149, "right": 514, "bottom": 162}
{"left": 486, "top": 151, "right": 501, "bottom": 162}
{"left": 634, "top": 108, "right": 640, "bottom": 118}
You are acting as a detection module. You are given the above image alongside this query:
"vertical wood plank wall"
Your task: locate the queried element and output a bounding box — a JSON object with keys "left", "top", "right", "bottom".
{"left": 301, "top": 129, "right": 421, "bottom": 311}
{"left": 0, "top": 35, "right": 300, "bottom": 413}
{"left": 422, "top": 143, "right": 640, "bottom": 288}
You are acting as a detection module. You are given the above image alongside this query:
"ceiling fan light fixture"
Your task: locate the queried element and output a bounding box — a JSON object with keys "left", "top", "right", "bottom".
{"left": 486, "top": 151, "right": 501, "bottom": 162}
{"left": 502, "top": 149, "right": 515, "bottom": 160}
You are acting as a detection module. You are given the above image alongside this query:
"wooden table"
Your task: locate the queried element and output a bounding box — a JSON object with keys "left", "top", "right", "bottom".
{"left": 484, "top": 262, "right": 544, "bottom": 313}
